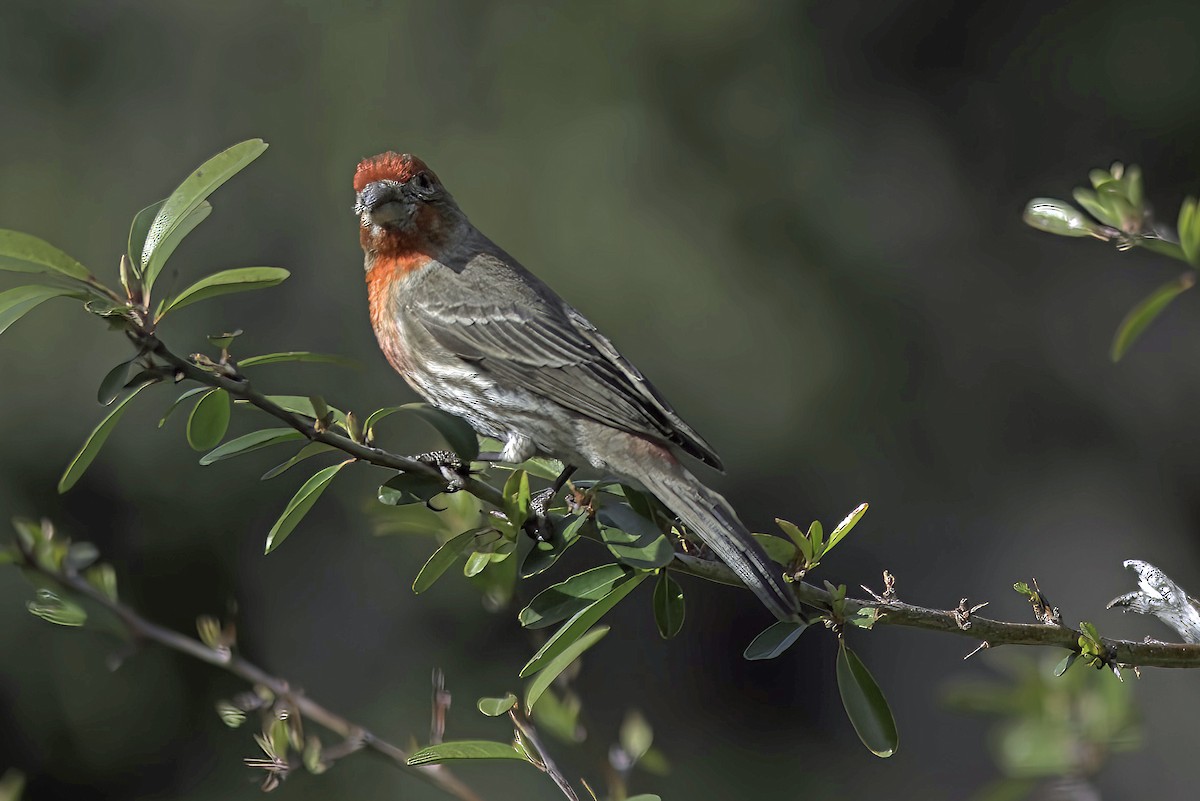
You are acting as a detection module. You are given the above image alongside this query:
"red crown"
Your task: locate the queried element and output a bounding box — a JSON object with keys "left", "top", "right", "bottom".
{"left": 353, "top": 152, "right": 434, "bottom": 192}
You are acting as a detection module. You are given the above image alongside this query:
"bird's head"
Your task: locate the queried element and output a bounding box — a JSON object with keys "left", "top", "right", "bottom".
{"left": 354, "top": 152, "right": 460, "bottom": 260}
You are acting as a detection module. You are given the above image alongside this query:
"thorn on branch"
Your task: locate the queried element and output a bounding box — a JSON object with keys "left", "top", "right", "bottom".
{"left": 862, "top": 569, "right": 898, "bottom": 604}
{"left": 950, "top": 598, "right": 989, "bottom": 630}
{"left": 963, "top": 641, "right": 990, "bottom": 660}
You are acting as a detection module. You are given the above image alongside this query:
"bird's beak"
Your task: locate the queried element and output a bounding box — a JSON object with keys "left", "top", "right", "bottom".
{"left": 357, "top": 181, "right": 407, "bottom": 225}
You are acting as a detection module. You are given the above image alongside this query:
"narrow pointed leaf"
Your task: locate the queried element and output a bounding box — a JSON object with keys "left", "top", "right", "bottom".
{"left": 261, "top": 442, "right": 336, "bottom": 480}
{"left": 141, "top": 139, "right": 267, "bottom": 289}
{"left": 597, "top": 504, "right": 674, "bottom": 569}
{"left": 525, "top": 625, "right": 609, "bottom": 714}
{"left": 159, "top": 387, "right": 209, "bottom": 427}
{"left": 238, "top": 351, "right": 356, "bottom": 367}
{"left": 142, "top": 202, "right": 211, "bottom": 291}
{"left": 518, "top": 563, "right": 630, "bottom": 629}
{"left": 127, "top": 199, "right": 166, "bottom": 272}
{"left": 412, "top": 527, "right": 491, "bottom": 593}
{"left": 744, "top": 620, "right": 809, "bottom": 660}
{"left": 0, "top": 285, "right": 77, "bottom": 338}
{"left": 59, "top": 381, "right": 154, "bottom": 493}
{"left": 477, "top": 694, "right": 518, "bottom": 717}
{"left": 246, "top": 395, "right": 346, "bottom": 426}
{"left": 520, "top": 513, "right": 588, "bottom": 577}
{"left": 27, "top": 589, "right": 87, "bottom": 627}
{"left": 1111, "top": 274, "right": 1195, "bottom": 362}
{"left": 776, "top": 518, "right": 813, "bottom": 563}
{"left": 378, "top": 472, "right": 449, "bottom": 506}
{"left": 264, "top": 460, "right": 352, "bottom": 553}
{"left": 0, "top": 230, "right": 91, "bottom": 280}
{"left": 520, "top": 571, "right": 648, "bottom": 677}
{"left": 97, "top": 357, "right": 138, "bottom": 405}
{"left": 653, "top": 571, "right": 685, "bottom": 639}
{"left": 407, "top": 741, "right": 528, "bottom": 766}
{"left": 159, "top": 266, "right": 289, "bottom": 317}
{"left": 199, "top": 428, "right": 305, "bottom": 465}
{"left": 752, "top": 533, "right": 798, "bottom": 566}
{"left": 826, "top": 502, "right": 869, "bottom": 555}
{"left": 503, "top": 469, "right": 531, "bottom": 530}
{"left": 836, "top": 641, "right": 898, "bottom": 757}
{"left": 186, "top": 388, "right": 231, "bottom": 451}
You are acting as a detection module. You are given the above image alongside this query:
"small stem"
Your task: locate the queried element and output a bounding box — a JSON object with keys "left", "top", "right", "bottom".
{"left": 25, "top": 553, "right": 486, "bottom": 801}
{"left": 510, "top": 711, "right": 580, "bottom": 801}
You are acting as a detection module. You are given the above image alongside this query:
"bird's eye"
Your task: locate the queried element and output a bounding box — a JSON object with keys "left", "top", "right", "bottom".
{"left": 412, "top": 172, "right": 435, "bottom": 195}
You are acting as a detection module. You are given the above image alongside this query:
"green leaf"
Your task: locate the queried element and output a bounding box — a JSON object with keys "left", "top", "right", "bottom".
{"left": 143, "top": 203, "right": 212, "bottom": 292}
{"left": 1111, "top": 274, "right": 1195, "bottom": 362}
{"left": 159, "top": 387, "right": 209, "bottom": 427}
{"left": 158, "top": 266, "right": 289, "bottom": 317}
{"left": 825, "top": 502, "right": 868, "bottom": 555}
{"left": 619, "top": 710, "right": 654, "bottom": 763}
{"left": 477, "top": 693, "right": 518, "bottom": 717}
{"left": 776, "top": 517, "right": 813, "bottom": 563}
{"left": 96, "top": 356, "right": 141, "bottom": 406}
{"left": 127, "top": 199, "right": 166, "bottom": 273}
{"left": 412, "top": 527, "right": 492, "bottom": 593}
{"left": 836, "top": 641, "right": 898, "bottom": 757}
{"left": 141, "top": 139, "right": 267, "bottom": 291}
{"left": 59, "top": 381, "right": 154, "bottom": 493}
{"left": 520, "top": 513, "right": 587, "bottom": 578}
{"left": 752, "top": 533, "right": 797, "bottom": 566}
{"left": 1053, "top": 652, "right": 1079, "bottom": 677}
{"left": 378, "top": 472, "right": 449, "bottom": 506}
{"left": 520, "top": 571, "right": 648, "bottom": 677}
{"left": 808, "top": 520, "right": 824, "bottom": 555}
{"left": 653, "top": 571, "right": 685, "bottom": 639}
{"left": 249, "top": 395, "right": 346, "bottom": 426}
{"left": 238, "top": 351, "right": 356, "bottom": 368}
{"left": 743, "top": 620, "right": 809, "bottom": 660}
{"left": 264, "top": 460, "right": 352, "bottom": 553}
{"left": 407, "top": 741, "right": 528, "bottom": 766}
{"left": 1022, "top": 198, "right": 1102, "bottom": 237}
{"left": 199, "top": 428, "right": 305, "bottom": 465}
{"left": 524, "top": 625, "right": 609, "bottom": 714}
{"left": 597, "top": 504, "right": 674, "bottom": 569}
{"left": 1178, "top": 197, "right": 1200, "bottom": 268}
{"left": 0, "top": 230, "right": 91, "bottom": 281}
{"left": 625, "top": 796, "right": 663, "bottom": 801}
{"left": 503, "top": 469, "right": 531, "bottom": 530}
{"left": 186, "top": 388, "right": 231, "bottom": 451}
{"left": 0, "top": 285, "right": 78, "bottom": 338}
{"left": 261, "top": 442, "right": 336, "bottom": 480}
{"left": 27, "top": 588, "right": 87, "bottom": 626}
{"left": 518, "top": 563, "right": 631, "bottom": 629}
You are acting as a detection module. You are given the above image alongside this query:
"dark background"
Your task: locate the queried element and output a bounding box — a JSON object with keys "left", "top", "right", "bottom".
{"left": 2, "top": 1, "right": 1199, "bottom": 798}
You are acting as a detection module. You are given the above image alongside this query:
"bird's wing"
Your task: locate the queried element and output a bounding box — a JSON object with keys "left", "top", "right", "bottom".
{"left": 409, "top": 276, "right": 723, "bottom": 470}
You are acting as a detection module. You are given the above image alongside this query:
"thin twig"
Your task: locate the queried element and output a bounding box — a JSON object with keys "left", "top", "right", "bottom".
{"left": 24, "top": 553, "right": 486, "bottom": 801}
{"left": 671, "top": 554, "right": 1200, "bottom": 669}
{"left": 137, "top": 330, "right": 1200, "bottom": 671}
{"left": 510, "top": 711, "right": 580, "bottom": 801}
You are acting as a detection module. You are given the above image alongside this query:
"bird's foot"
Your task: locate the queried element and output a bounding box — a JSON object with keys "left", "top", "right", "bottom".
{"left": 413, "top": 450, "right": 471, "bottom": 492}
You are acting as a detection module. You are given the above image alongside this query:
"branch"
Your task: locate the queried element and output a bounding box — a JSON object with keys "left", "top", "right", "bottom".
{"left": 20, "top": 546, "right": 487, "bottom": 801}
{"left": 138, "top": 331, "right": 504, "bottom": 509}
{"left": 135, "top": 330, "right": 1200, "bottom": 671}
{"left": 671, "top": 554, "right": 1200, "bottom": 669}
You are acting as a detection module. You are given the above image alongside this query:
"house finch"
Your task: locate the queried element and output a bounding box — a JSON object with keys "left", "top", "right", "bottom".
{"left": 354, "top": 152, "right": 799, "bottom": 621}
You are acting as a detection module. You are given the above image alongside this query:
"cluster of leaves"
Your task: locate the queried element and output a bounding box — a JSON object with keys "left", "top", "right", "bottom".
{"left": 945, "top": 654, "right": 1140, "bottom": 800}
{"left": 1023, "top": 162, "right": 1200, "bottom": 360}
{"left": 0, "top": 139, "right": 902, "bottom": 798}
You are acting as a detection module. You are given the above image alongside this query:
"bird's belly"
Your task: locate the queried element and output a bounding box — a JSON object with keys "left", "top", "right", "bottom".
{"left": 404, "top": 357, "right": 579, "bottom": 459}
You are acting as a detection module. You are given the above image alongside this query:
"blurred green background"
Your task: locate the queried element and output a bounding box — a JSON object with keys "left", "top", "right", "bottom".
{"left": 3, "top": 1, "right": 1200, "bottom": 798}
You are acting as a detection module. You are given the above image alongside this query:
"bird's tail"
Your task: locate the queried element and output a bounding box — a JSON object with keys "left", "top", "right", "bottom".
{"left": 625, "top": 459, "right": 801, "bottom": 621}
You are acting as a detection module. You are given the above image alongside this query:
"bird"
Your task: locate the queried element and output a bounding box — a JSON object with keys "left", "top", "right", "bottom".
{"left": 353, "top": 151, "right": 799, "bottom": 621}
